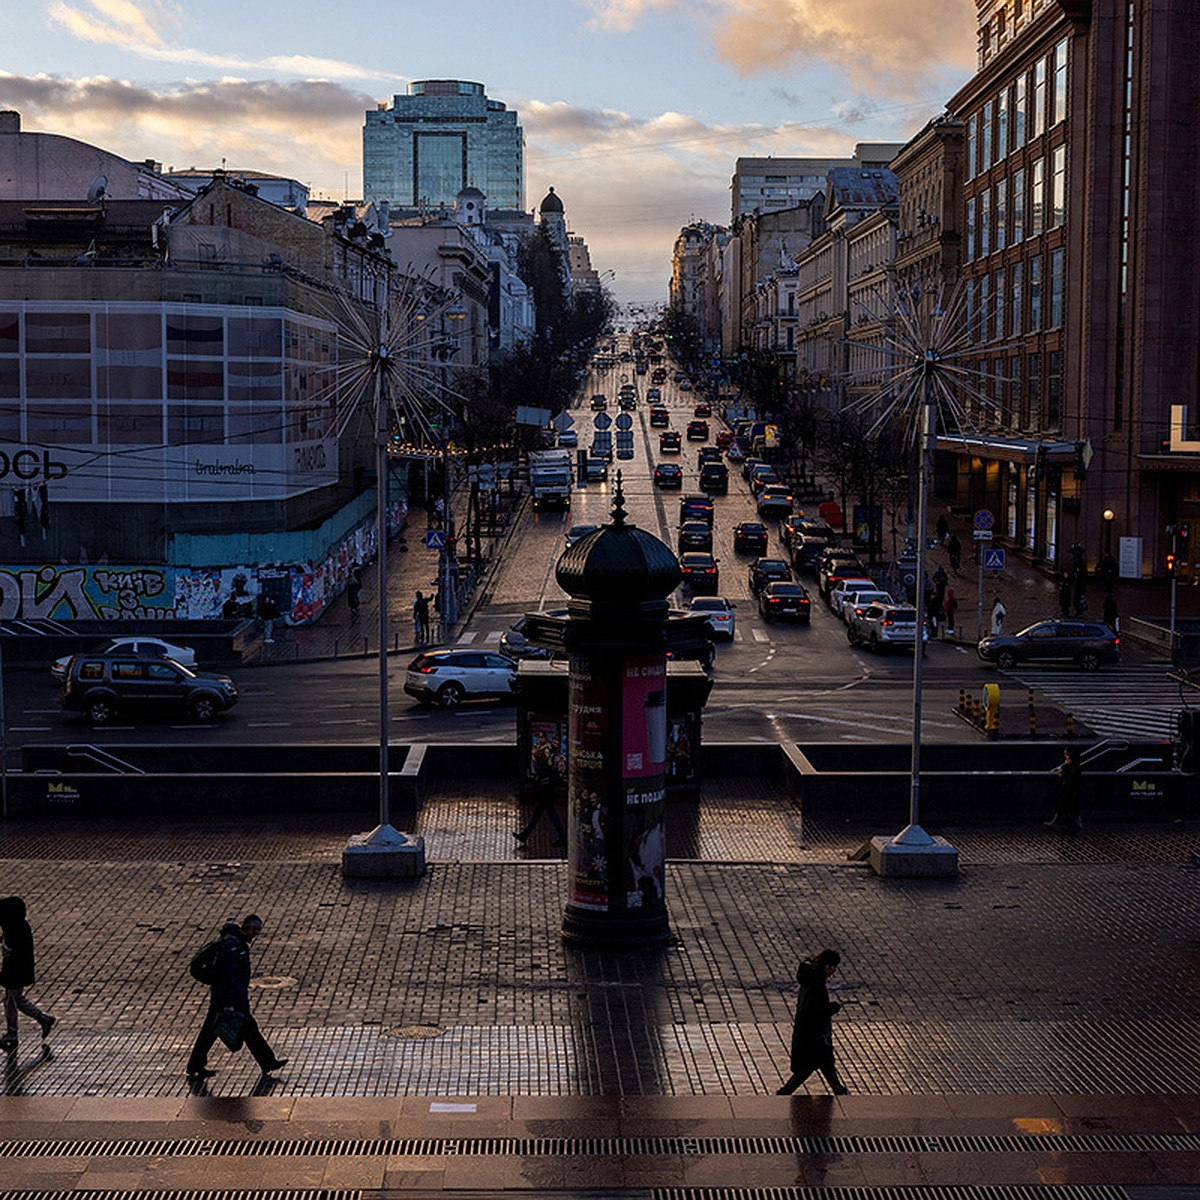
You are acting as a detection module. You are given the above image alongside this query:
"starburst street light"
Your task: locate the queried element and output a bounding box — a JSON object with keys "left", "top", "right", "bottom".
{"left": 842, "top": 281, "right": 1010, "bottom": 876}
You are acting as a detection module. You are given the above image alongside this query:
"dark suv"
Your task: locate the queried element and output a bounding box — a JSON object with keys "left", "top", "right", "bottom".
{"left": 61, "top": 655, "right": 238, "bottom": 724}
{"left": 977, "top": 621, "right": 1120, "bottom": 671}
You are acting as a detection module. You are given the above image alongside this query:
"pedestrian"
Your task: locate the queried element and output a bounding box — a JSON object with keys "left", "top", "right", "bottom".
{"left": 413, "top": 590, "right": 431, "bottom": 644}
{"left": 0, "top": 896, "right": 55, "bottom": 1052}
{"left": 258, "top": 592, "right": 279, "bottom": 645}
{"left": 186, "top": 915, "right": 287, "bottom": 1081}
{"left": 935, "top": 512, "right": 949, "bottom": 545}
{"left": 514, "top": 744, "right": 567, "bottom": 847}
{"left": 1073, "top": 572, "right": 1088, "bottom": 616}
{"left": 990, "top": 596, "right": 1007, "bottom": 636}
{"left": 776, "top": 948, "right": 850, "bottom": 1096}
{"left": 1045, "top": 747, "right": 1083, "bottom": 832}
{"left": 1102, "top": 591, "right": 1119, "bottom": 632}
{"left": 347, "top": 568, "right": 362, "bottom": 622}
{"left": 1059, "top": 575, "right": 1073, "bottom": 619}
{"left": 1099, "top": 552, "right": 1118, "bottom": 593}
{"left": 943, "top": 586, "right": 958, "bottom": 636}
{"left": 947, "top": 533, "right": 962, "bottom": 575}
{"left": 433, "top": 497, "right": 445, "bottom": 529}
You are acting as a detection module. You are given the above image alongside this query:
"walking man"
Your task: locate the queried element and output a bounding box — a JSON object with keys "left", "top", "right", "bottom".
{"left": 514, "top": 744, "right": 567, "bottom": 846}
{"left": 990, "top": 596, "right": 1007, "bottom": 636}
{"left": 1059, "top": 575, "right": 1073, "bottom": 619}
{"left": 413, "top": 590, "right": 431, "bottom": 644}
{"left": 258, "top": 593, "right": 279, "bottom": 645}
{"left": 777, "top": 948, "right": 849, "bottom": 1095}
{"left": 347, "top": 568, "right": 362, "bottom": 622}
{"left": 1045, "top": 747, "right": 1083, "bottom": 832}
{"left": 0, "top": 896, "right": 55, "bottom": 1052}
{"left": 186, "top": 915, "right": 287, "bottom": 1080}
{"left": 947, "top": 533, "right": 962, "bottom": 575}
{"left": 943, "top": 586, "right": 958, "bottom": 636}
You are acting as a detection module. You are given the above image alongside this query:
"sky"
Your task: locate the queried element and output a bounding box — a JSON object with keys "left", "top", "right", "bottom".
{"left": 1, "top": 0, "right": 977, "bottom": 307}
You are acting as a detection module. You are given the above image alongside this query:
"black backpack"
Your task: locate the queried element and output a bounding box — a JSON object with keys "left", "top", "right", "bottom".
{"left": 189, "top": 937, "right": 224, "bottom": 985}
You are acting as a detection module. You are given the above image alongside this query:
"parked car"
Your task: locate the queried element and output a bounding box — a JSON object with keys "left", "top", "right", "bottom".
{"left": 565, "top": 523, "right": 601, "bottom": 547}
{"left": 836, "top": 586, "right": 895, "bottom": 624}
{"left": 499, "top": 616, "right": 557, "bottom": 661}
{"left": 687, "top": 596, "right": 736, "bottom": 640}
{"left": 686, "top": 419, "right": 709, "bottom": 440}
{"left": 692, "top": 402, "right": 712, "bottom": 418}
{"left": 60, "top": 654, "right": 237, "bottom": 725}
{"left": 678, "top": 552, "right": 720, "bottom": 595}
{"left": 677, "top": 520, "right": 713, "bottom": 553}
{"left": 51, "top": 636, "right": 198, "bottom": 685}
{"left": 699, "top": 462, "right": 728, "bottom": 494}
{"left": 748, "top": 557, "right": 792, "bottom": 596}
{"left": 557, "top": 429, "right": 578, "bottom": 448}
{"left": 847, "top": 603, "right": 928, "bottom": 653}
{"left": 659, "top": 430, "right": 682, "bottom": 453}
{"left": 654, "top": 461, "right": 683, "bottom": 488}
{"left": 404, "top": 649, "right": 518, "bottom": 708}
{"left": 679, "top": 494, "right": 715, "bottom": 524}
{"left": 650, "top": 407, "right": 670, "bottom": 427}
{"left": 733, "top": 521, "right": 770, "bottom": 555}
{"left": 758, "top": 581, "right": 812, "bottom": 623}
{"left": 757, "top": 484, "right": 794, "bottom": 518}
{"left": 977, "top": 620, "right": 1121, "bottom": 671}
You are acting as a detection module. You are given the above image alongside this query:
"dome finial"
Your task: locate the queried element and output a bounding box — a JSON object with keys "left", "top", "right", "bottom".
{"left": 611, "top": 470, "right": 628, "bottom": 527}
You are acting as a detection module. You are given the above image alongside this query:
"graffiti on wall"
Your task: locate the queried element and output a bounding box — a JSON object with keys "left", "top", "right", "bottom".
{"left": 0, "top": 565, "right": 174, "bottom": 620}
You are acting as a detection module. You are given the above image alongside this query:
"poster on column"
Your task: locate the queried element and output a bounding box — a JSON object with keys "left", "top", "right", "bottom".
{"left": 567, "top": 660, "right": 610, "bottom": 912}
{"left": 621, "top": 651, "right": 667, "bottom": 914}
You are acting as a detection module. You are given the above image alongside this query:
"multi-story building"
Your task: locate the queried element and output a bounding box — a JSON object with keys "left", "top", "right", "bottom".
{"left": 731, "top": 144, "right": 903, "bottom": 221}
{"left": 363, "top": 80, "right": 524, "bottom": 213}
{"left": 164, "top": 168, "right": 308, "bottom": 213}
{"left": 950, "top": 0, "right": 1199, "bottom": 580}
{"left": 670, "top": 222, "right": 717, "bottom": 322}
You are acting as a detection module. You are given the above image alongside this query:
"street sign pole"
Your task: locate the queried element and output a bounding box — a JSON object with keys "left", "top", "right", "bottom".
{"left": 972, "top": 511, "right": 995, "bottom": 644}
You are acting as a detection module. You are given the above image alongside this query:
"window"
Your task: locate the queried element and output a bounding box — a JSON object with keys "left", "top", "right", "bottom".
{"left": 1051, "top": 144, "right": 1067, "bottom": 227}
{"left": 966, "top": 197, "right": 977, "bottom": 261}
{"left": 1012, "top": 167, "right": 1025, "bottom": 241}
{"left": 1049, "top": 247, "right": 1065, "bottom": 327}
{"left": 1027, "top": 351, "right": 1041, "bottom": 428}
{"left": 981, "top": 100, "right": 994, "bottom": 171}
{"left": 1013, "top": 75, "right": 1027, "bottom": 148}
{"left": 994, "top": 268, "right": 1006, "bottom": 340}
{"left": 997, "top": 87, "right": 1009, "bottom": 159}
{"left": 1030, "top": 254, "right": 1043, "bottom": 329}
{"left": 1010, "top": 357, "right": 1023, "bottom": 428}
{"left": 1011, "top": 261, "right": 1023, "bottom": 335}
{"left": 1030, "top": 157, "right": 1045, "bottom": 238}
{"left": 112, "top": 662, "right": 146, "bottom": 680}
{"left": 1053, "top": 38, "right": 1069, "bottom": 125}
{"left": 995, "top": 179, "right": 1007, "bottom": 251}
{"left": 979, "top": 274, "right": 991, "bottom": 342}
{"left": 1033, "top": 59, "right": 1047, "bottom": 138}
{"left": 980, "top": 189, "right": 991, "bottom": 256}
{"left": 966, "top": 114, "right": 978, "bottom": 180}
{"left": 1047, "top": 349, "right": 1063, "bottom": 426}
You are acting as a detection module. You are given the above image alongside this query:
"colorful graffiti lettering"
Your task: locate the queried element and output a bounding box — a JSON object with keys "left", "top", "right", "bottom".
{"left": 0, "top": 565, "right": 175, "bottom": 620}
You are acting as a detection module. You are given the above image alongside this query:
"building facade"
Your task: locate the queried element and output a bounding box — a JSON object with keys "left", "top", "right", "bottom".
{"left": 363, "top": 80, "right": 524, "bottom": 213}
{"left": 731, "top": 144, "right": 903, "bottom": 221}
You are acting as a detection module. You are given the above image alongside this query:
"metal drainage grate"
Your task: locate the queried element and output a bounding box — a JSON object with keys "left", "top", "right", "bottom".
{"left": 0, "top": 1192, "right": 361, "bottom": 1200}
{"left": 652, "top": 1189, "right": 1131, "bottom": 1200}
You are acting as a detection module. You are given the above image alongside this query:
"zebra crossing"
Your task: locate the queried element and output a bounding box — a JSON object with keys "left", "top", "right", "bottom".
{"left": 998, "top": 662, "right": 1188, "bottom": 740}
{"left": 454, "top": 621, "right": 779, "bottom": 647}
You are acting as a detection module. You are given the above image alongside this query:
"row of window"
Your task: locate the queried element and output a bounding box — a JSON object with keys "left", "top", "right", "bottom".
{"left": 966, "top": 37, "right": 1068, "bottom": 180}
{"left": 966, "top": 144, "right": 1067, "bottom": 260}
{"left": 966, "top": 247, "right": 1066, "bottom": 342}
{"left": 963, "top": 348, "right": 1064, "bottom": 432}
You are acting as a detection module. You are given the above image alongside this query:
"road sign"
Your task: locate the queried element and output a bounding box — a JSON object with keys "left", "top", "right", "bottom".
{"left": 424, "top": 530, "right": 446, "bottom": 550}
{"left": 983, "top": 547, "right": 1006, "bottom": 570}
{"left": 516, "top": 405, "right": 552, "bottom": 427}
{"left": 616, "top": 448, "right": 635, "bottom": 460}
{"left": 972, "top": 529, "right": 993, "bottom": 541}
{"left": 973, "top": 508, "right": 995, "bottom": 530}
{"left": 552, "top": 410, "right": 574, "bottom": 432}
{"left": 615, "top": 412, "right": 634, "bottom": 431}
{"left": 593, "top": 412, "right": 612, "bottom": 431}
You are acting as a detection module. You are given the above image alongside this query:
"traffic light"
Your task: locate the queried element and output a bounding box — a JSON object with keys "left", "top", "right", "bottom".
{"left": 1166, "top": 552, "right": 1176, "bottom": 576}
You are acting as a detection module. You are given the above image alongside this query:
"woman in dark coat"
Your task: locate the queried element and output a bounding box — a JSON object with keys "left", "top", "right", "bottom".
{"left": 777, "top": 948, "right": 849, "bottom": 1095}
{"left": 0, "top": 896, "right": 55, "bottom": 1050}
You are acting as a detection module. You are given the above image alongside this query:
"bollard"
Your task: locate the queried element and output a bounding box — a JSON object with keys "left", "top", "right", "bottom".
{"left": 958, "top": 689, "right": 966, "bottom": 714}
{"left": 1066, "top": 712, "right": 1075, "bottom": 737}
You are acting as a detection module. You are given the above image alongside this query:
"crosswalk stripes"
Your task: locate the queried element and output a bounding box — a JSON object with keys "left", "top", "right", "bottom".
{"left": 998, "top": 663, "right": 1186, "bottom": 739}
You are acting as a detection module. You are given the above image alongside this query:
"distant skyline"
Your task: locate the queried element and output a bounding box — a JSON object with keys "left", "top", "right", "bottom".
{"left": 1, "top": 0, "right": 976, "bottom": 305}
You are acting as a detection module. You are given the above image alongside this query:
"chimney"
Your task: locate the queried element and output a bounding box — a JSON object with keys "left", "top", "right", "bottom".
{"left": 0, "top": 111, "right": 20, "bottom": 135}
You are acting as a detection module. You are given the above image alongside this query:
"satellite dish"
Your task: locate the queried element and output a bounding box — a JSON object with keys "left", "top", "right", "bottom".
{"left": 87, "top": 175, "right": 107, "bottom": 204}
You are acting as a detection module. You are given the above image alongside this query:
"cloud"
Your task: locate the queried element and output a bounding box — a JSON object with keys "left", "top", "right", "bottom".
{"left": 585, "top": 0, "right": 679, "bottom": 33}
{"left": 46, "top": 0, "right": 400, "bottom": 81}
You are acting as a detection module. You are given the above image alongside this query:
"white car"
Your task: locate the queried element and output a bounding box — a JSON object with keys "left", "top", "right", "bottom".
{"left": 565, "top": 523, "right": 601, "bottom": 547}
{"left": 825, "top": 578, "right": 878, "bottom": 617}
{"left": 51, "top": 636, "right": 198, "bottom": 684}
{"left": 687, "top": 596, "right": 736, "bottom": 640}
{"left": 848, "top": 603, "right": 929, "bottom": 652}
{"left": 403, "top": 649, "right": 518, "bottom": 708}
{"left": 838, "top": 587, "right": 895, "bottom": 624}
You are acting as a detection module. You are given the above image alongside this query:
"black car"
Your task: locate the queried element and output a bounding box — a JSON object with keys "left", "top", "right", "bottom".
{"left": 499, "top": 616, "right": 556, "bottom": 661}
{"left": 693, "top": 402, "right": 712, "bottom": 418}
{"left": 60, "top": 654, "right": 238, "bottom": 725}
{"left": 759, "top": 581, "right": 812, "bottom": 623}
{"left": 699, "top": 462, "right": 728, "bottom": 494}
{"left": 679, "top": 494, "right": 715, "bottom": 524}
{"left": 660, "top": 430, "right": 681, "bottom": 453}
{"left": 977, "top": 621, "right": 1121, "bottom": 671}
{"left": 792, "top": 531, "right": 837, "bottom": 573}
{"left": 748, "top": 557, "right": 792, "bottom": 596}
{"left": 650, "top": 407, "right": 670, "bottom": 427}
{"left": 686, "top": 419, "right": 709, "bottom": 441}
{"left": 677, "top": 521, "right": 714, "bottom": 552}
{"left": 678, "top": 552, "right": 720, "bottom": 595}
{"left": 734, "top": 521, "right": 769, "bottom": 555}
{"left": 654, "top": 461, "right": 683, "bottom": 488}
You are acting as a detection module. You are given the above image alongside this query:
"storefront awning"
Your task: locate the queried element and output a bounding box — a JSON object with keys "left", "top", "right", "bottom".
{"left": 935, "top": 434, "right": 1079, "bottom": 464}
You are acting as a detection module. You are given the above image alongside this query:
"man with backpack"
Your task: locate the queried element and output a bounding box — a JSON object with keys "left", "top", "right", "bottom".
{"left": 186, "top": 915, "right": 287, "bottom": 1081}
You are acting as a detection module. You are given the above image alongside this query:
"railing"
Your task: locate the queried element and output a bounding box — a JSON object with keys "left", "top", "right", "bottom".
{"left": 65, "top": 745, "right": 145, "bottom": 775}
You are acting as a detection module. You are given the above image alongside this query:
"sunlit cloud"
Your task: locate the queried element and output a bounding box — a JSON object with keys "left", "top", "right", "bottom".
{"left": 585, "top": 0, "right": 679, "bottom": 33}
{"left": 47, "top": 0, "right": 400, "bottom": 81}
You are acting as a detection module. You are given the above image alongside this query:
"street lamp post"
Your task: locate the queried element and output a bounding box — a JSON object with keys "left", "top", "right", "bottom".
{"left": 1102, "top": 508, "right": 1115, "bottom": 559}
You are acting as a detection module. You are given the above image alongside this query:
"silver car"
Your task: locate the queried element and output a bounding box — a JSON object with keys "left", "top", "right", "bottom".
{"left": 404, "top": 649, "right": 518, "bottom": 709}
{"left": 847, "top": 603, "right": 928, "bottom": 652}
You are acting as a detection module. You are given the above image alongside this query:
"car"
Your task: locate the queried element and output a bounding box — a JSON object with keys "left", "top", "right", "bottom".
{"left": 650, "top": 407, "right": 670, "bottom": 427}
{"left": 826, "top": 577, "right": 877, "bottom": 616}
{"left": 780, "top": 515, "right": 816, "bottom": 553}
{"left": 733, "top": 521, "right": 770, "bottom": 555}
{"left": 848, "top": 603, "right": 929, "bottom": 652}
{"left": 792, "top": 532, "right": 837, "bottom": 574}
{"left": 590, "top": 394, "right": 608, "bottom": 410}
{"left": 699, "top": 462, "right": 729, "bottom": 494}
{"left": 977, "top": 620, "right": 1121, "bottom": 671}
{"left": 697, "top": 446, "right": 723, "bottom": 467}
{"left": 693, "top": 402, "right": 712, "bottom": 418}
{"left": 565, "top": 523, "right": 601, "bottom": 547}
{"left": 748, "top": 557, "right": 792, "bottom": 596}
{"left": 679, "top": 379, "right": 692, "bottom": 391}
{"left": 51, "top": 636, "right": 198, "bottom": 685}
{"left": 818, "top": 551, "right": 868, "bottom": 597}
{"left": 679, "top": 494, "right": 714, "bottom": 524}
{"left": 836, "top": 587, "right": 895, "bottom": 624}
{"left": 647, "top": 387, "right": 662, "bottom": 401}
{"left": 499, "top": 616, "right": 556, "bottom": 661}
{"left": 686, "top": 419, "right": 709, "bottom": 440}
{"left": 742, "top": 456, "right": 765, "bottom": 481}
{"left": 585, "top": 457, "right": 608, "bottom": 482}
{"left": 619, "top": 393, "right": 637, "bottom": 411}
{"left": 60, "top": 654, "right": 237, "bottom": 725}
{"left": 749, "top": 465, "right": 780, "bottom": 495}
{"left": 673, "top": 370, "right": 687, "bottom": 382}
{"left": 716, "top": 430, "right": 735, "bottom": 450}
{"left": 654, "top": 461, "right": 683, "bottom": 488}
{"left": 404, "top": 649, "right": 519, "bottom": 708}
{"left": 688, "top": 596, "right": 736, "bottom": 640}
{"left": 677, "top": 520, "right": 713, "bottom": 553}
{"left": 557, "top": 429, "right": 578, "bottom": 448}
{"left": 759, "top": 581, "right": 812, "bottom": 622}
{"left": 757, "top": 484, "right": 794, "bottom": 518}
{"left": 678, "top": 552, "right": 719, "bottom": 595}
{"left": 659, "top": 430, "right": 681, "bottom": 453}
